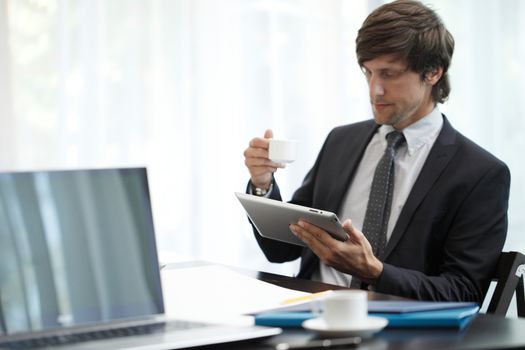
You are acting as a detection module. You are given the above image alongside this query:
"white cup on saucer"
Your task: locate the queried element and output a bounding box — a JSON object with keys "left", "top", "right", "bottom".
{"left": 322, "top": 290, "right": 368, "bottom": 329}
{"left": 268, "top": 139, "right": 297, "bottom": 164}
{"left": 302, "top": 290, "right": 387, "bottom": 337}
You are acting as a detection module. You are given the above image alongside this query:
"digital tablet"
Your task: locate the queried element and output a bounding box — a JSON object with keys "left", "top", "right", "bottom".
{"left": 235, "top": 192, "right": 348, "bottom": 246}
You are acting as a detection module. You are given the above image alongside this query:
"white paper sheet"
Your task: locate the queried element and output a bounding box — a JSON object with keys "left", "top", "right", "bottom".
{"left": 161, "top": 265, "right": 310, "bottom": 325}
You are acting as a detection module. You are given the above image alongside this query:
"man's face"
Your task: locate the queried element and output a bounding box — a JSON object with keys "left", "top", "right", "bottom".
{"left": 361, "top": 54, "right": 438, "bottom": 130}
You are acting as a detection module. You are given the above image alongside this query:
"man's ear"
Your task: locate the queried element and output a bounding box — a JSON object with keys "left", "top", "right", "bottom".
{"left": 425, "top": 67, "right": 443, "bottom": 85}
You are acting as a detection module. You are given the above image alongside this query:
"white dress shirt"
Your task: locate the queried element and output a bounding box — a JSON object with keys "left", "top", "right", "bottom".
{"left": 312, "top": 107, "right": 444, "bottom": 287}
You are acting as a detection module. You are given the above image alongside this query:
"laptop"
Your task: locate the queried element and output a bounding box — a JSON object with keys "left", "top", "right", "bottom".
{"left": 0, "top": 168, "right": 281, "bottom": 349}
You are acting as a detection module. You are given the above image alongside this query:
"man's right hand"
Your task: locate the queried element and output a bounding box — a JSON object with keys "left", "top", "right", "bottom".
{"left": 243, "top": 129, "right": 286, "bottom": 190}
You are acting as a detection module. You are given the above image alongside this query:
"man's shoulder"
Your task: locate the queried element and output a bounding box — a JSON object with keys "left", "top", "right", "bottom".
{"left": 329, "top": 119, "right": 377, "bottom": 138}
{"left": 441, "top": 117, "right": 509, "bottom": 173}
{"left": 320, "top": 119, "right": 378, "bottom": 151}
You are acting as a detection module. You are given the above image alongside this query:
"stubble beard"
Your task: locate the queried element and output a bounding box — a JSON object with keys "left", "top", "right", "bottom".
{"left": 372, "top": 105, "right": 404, "bottom": 127}
{"left": 372, "top": 101, "right": 421, "bottom": 129}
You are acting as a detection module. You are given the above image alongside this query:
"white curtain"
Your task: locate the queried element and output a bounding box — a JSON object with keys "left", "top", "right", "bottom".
{"left": 1, "top": 0, "right": 524, "bottom": 279}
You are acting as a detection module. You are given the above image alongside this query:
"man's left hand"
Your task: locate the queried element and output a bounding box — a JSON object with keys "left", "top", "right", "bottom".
{"left": 289, "top": 219, "right": 383, "bottom": 284}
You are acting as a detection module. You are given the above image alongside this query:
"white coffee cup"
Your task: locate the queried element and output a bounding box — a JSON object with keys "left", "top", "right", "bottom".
{"left": 322, "top": 290, "right": 368, "bottom": 329}
{"left": 268, "top": 139, "right": 298, "bottom": 163}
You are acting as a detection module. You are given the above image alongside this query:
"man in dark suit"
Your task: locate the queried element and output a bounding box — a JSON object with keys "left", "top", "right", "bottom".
{"left": 243, "top": 0, "right": 510, "bottom": 303}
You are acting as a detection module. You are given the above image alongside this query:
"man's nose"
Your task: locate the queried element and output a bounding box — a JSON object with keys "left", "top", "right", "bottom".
{"left": 369, "top": 77, "right": 385, "bottom": 97}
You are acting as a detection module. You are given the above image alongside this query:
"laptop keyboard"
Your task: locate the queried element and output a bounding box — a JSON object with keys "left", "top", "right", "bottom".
{"left": 0, "top": 320, "right": 209, "bottom": 349}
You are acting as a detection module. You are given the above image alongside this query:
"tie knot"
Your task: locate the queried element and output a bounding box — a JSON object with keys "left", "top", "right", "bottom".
{"left": 386, "top": 131, "right": 405, "bottom": 150}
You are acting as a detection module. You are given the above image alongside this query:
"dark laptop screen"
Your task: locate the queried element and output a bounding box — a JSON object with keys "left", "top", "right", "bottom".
{"left": 0, "top": 168, "right": 164, "bottom": 336}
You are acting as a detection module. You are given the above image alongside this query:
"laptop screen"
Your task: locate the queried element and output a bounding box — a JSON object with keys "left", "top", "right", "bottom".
{"left": 0, "top": 168, "right": 164, "bottom": 336}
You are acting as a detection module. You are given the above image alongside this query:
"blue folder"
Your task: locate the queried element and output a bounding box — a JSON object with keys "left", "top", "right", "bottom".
{"left": 368, "top": 300, "right": 478, "bottom": 313}
{"left": 372, "top": 306, "right": 479, "bottom": 329}
{"left": 255, "top": 304, "right": 479, "bottom": 330}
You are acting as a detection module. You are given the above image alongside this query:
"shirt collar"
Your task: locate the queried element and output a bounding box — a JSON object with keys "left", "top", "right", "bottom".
{"left": 377, "top": 107, "right": 443, "bottom": 156}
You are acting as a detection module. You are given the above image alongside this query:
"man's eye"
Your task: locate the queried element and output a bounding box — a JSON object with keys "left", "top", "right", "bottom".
{"left": 381, "top": 70, "right": 405, "bottom": 79}
{"left": 381, "top": 71, "right": 397, "bottom": 79}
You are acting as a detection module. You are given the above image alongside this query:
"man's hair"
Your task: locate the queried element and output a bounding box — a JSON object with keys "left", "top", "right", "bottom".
{"left": 356, "top": 0, "right": 454, "bottom": 103}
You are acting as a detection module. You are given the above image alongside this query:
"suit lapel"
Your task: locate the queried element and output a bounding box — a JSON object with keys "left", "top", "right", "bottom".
{"left": 324, "top": 122, "right": 379, "bottom": 214}
{"left": 300, "top": 121, "right": 378, "bottom": 279}
{"left": 381, "top": 116, "right": 459, "bottom": 260}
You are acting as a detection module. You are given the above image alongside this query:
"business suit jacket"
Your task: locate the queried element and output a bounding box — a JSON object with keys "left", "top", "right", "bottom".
{"left": 252, "top": 116, "right": 510, "bottom": 302}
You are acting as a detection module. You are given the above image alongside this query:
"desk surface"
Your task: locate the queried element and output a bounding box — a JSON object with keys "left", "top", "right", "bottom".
{"left": 166, "top": 262, "right": 525, "bottom": 350}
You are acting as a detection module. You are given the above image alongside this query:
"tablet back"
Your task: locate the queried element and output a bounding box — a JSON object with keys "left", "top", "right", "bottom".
{"left": 235, "top": 192, "right": 347, "bottom": 246}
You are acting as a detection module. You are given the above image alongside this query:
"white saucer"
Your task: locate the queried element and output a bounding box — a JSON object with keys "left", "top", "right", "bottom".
{"left": 302, "top": 316, "right": 388, "bottom": 338}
